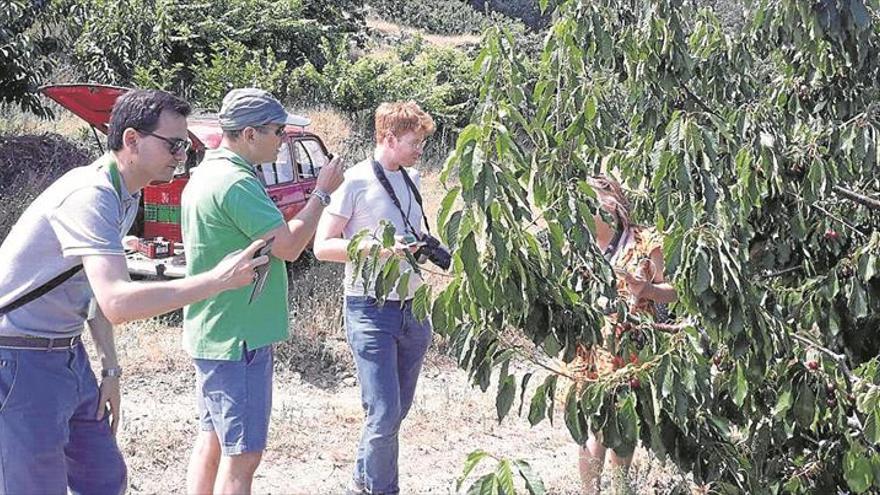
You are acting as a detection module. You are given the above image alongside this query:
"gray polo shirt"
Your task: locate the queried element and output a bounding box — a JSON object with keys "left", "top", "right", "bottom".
{"left": 0, "top": 154, "right": 140, "bottom": 338}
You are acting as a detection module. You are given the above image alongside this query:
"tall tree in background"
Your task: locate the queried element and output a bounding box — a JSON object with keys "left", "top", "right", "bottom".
{"left": 0, "top": 0, "right": 72, "bottom": 117}
{"left": 427, "top": 0, "right": 880, "bottom": 492}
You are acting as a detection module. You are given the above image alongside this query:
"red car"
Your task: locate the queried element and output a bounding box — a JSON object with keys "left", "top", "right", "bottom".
{"left": 42, "top": 84, "right": 331, "bottom": 277}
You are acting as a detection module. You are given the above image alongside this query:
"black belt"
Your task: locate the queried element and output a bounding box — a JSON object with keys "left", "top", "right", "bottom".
{"left": 0, "top": 335, "right": 82, "bottom": 350}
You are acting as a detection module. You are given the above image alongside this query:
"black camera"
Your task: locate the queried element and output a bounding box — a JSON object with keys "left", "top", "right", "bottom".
{"left": 414, "top": 234, "right": 452, "bottom": 270}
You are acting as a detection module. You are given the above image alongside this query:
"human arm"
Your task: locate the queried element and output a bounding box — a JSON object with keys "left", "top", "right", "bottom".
{"left": 621, "top": 246, "right": 677, "bottom": 304}
{"left": 267, "top": 155, "right": 345, "bottom": 261}
{"left": 313, "top": 212, "right": 418, "bottom": 263}
{"left": 86, "top": 306, "right": 121, "bottom": 434}
{"left": 82, "top": 239, "right": 268, "bottom": 325}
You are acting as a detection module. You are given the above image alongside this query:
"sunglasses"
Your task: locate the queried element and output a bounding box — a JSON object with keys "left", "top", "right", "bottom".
{"left": 258, "top": 125, "right": 286, "bottom": 138}
{"left": 136, "top": 129, "right": 191, "bottom": 155}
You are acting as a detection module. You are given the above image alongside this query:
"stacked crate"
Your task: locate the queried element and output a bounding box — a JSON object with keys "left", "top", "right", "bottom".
{"left": 142, "top": 179, "right": 186, "bottom": 242}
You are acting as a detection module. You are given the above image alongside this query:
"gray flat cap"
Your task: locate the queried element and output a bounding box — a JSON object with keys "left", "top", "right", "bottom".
{"left": 219, "top": 88, "right": 310, "bottom": 130}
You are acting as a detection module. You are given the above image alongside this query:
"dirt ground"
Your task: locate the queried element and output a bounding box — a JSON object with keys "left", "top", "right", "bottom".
{"left": 94, "top": 312, "right": 687, "bottom": 495}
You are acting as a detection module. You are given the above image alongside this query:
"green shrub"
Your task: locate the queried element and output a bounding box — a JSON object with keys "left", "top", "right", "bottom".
{"left": 70, "top": 0, "right": 364, "bottom": 90}
{"left": 291, "top": 36, "right": 479, "bottom": 131}
{"left": 189, "top": 42, "right": 288, "bottom": 109}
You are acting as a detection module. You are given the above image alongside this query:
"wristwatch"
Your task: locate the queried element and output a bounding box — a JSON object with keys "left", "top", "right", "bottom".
{"left": 313, "top": 189, "right": 332, "bottom": 207}
{"left": 101, "top": 367, "right": 123, "bottom": 378}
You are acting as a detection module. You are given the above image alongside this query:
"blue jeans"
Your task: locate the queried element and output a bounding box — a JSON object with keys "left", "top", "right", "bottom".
{"left": 0, "top": 342, "right": 127, "bottom": 495}
{"left": 345, "top": 296, "right": 432, "bottom": 495}
{"left": 194, "top": 344, "right": 273, "bottom": 456}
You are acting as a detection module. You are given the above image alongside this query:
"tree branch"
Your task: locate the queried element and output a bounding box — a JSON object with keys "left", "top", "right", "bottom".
{"left": 790, "top": 332, "right": 856, "bottom": 384}
{"left": 832, "top": 185, "right": 880, "bottom": 211}
{"left": 808, "top": 202, "right": 869, "bottom": 239}
{"left": 759, "top": 265, "right": 803, "bottom": 279}
{"left": 678, "top": 80, "right": 718, "bottom": 117}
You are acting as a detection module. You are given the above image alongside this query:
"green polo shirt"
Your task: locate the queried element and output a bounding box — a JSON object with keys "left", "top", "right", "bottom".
{"left": 181, "top": 148, "right": 287, "bottom": 360}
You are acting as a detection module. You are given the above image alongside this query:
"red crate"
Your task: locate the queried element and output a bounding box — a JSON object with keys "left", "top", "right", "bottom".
{"left": 137, "top": 239, "right": 173, "bottom": 259}
{"left": 143, "top": 178, "right": 187, "bottom": 206}
{"left": 144, "top": 222, "right": 182, "bottom": 243}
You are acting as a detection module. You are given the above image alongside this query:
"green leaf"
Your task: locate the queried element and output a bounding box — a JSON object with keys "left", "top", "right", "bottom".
{"left": 845, "top": 446, "right": 874, "bottom": 493}
{"left": 437, "top": 186, "right": 461, "bottom": 232}
{"left": 458, "top": 450, "right": 491, "bottom": 490}
{"left": 850, "top": 281, "right": 868, "bottom": 319}
{"left": 539, "top": 0, "right": 549, "bottom": 15}
{"left": 528, "top": 384, "right": 547, "bottom": 426}
{"left": 772, "top": 388, "right": 793, "bottom": 417}
{"left": 514, "top": 460, "right": 546, "bottom": 495}
{"left": 693, "top": 249, "right": 712, "bottom": 295}
{"left": 865, "top": 411, "right": 880, "bottom": 444}
{"left": 465, "top": 473, "right": 496, "bottom": 495}
{"left": 395, "top": 270, "right": 411, "bottom": 301}
{"left": 564, "top": 384, "right": 586, "bottom": 444}
{"left": 412, "top": 285, "right": 431, "bottom": 321}
{"left": 494, "top": 460, "right": 516, "bottom": 495}
{"left": 732, "top": 362, "right": 748, "bottom": 407}
{"left": 518, "top": 372, "right": 533, "bottom": 417}
{"left": 460, "top": 233, "right": 491, "bottom": 306}
{"left": 793, "top": 381, "right": 816, "bottom": 428}
{"left": 496, "top": 375, "right": 516, "bottom": 422}
{"left": 381, "top": 221, "right": 395, "bottom": 248}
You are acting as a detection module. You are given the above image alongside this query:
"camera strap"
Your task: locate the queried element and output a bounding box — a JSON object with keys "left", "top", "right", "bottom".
{"left": 371, "top": 160, "right": 432, "bottom": 236}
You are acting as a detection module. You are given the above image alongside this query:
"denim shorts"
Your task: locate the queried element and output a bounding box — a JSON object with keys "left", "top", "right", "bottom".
{"left": 194, "top": 344, "right": 273, "bottom": 456}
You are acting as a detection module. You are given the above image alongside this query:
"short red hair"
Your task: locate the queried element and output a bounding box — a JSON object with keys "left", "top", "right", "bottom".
{"left": 374, "top": 101, "right": 435, "bottom": 144}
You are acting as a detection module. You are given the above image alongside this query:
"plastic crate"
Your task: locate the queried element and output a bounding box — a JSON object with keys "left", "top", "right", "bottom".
{"left": 143, "top": 179, "right": 187, "bottom": 205}
{"left": 144, "top": 204, "right": 158, "bottom": 222}
{"left": 157, "top": 205, "right": 172, "bottom": 223}
{"left": 144, "top": 222, "right": 182, "bottom": 243}
{"left": 137, "top": 239, "right": 173, "bottom": 259}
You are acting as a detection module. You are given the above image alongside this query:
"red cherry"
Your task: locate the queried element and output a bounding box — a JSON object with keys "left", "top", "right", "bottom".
{"left": 612, "top": 356, "right": 626, "bottom": 369}
{"left": 629, "top": 354, "right": 639, "bottom": 365}
{"left": 807, "top": 360, "right": 819, "bottom": 370}
{"left": 824, "top": 229, "right": 839, "bottom": 240}
{"left": 629, "top": 378, "right": 641, "bottom": 390}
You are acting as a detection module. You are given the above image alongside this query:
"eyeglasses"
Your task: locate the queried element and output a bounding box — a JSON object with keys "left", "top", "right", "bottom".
{"left": 136, "top": 129, "right": 191, "bottom": 155}
{"left": 258, "top": 125, "right": 286, "bottom": 138}
{"left": 400, "top": 137, "right": 426, "bottom": 149}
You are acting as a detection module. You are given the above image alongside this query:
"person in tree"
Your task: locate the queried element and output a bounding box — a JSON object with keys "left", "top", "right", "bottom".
{"left": 575, "top": 175, "right": 678, "bottom": 494}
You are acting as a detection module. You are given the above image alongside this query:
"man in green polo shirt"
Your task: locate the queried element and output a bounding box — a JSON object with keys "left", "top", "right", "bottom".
{"left": 181, "top": 88, "right": 344, "bottom": 494}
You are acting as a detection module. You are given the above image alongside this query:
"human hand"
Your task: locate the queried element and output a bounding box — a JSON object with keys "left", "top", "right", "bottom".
{"left": 211, "top": 239, "right": 270, "bottom": 291}
{"left": 315, "top": 155, "right": 345, "bottom": 194}
{"left": 392, "top": 235, "right": 424, "bottom": 257}
{"left": 122, "top": 235, "right": 139, "bottom": 251}
{"left": 96, "top": 376, "right": 121, "bottom": 435}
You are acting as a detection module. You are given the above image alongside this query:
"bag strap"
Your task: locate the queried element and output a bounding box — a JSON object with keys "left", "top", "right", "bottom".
{"left": 371, "top": 160, "right": 431, "bottom": 235}
{"left": 0, "top": 265, "right": 83, "bottom": 316}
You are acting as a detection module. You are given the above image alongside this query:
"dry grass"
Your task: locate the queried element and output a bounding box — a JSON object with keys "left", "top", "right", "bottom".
{"left": 296, "top": 106, "right": 354, "bottom": 152}
{"left": 0, "top": 103, "right": 93, "bottom": 138}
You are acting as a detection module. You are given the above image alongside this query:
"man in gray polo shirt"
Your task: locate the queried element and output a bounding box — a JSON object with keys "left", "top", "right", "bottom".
{"left": 0, "top": 89, "right": 268, "bottom": 494}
